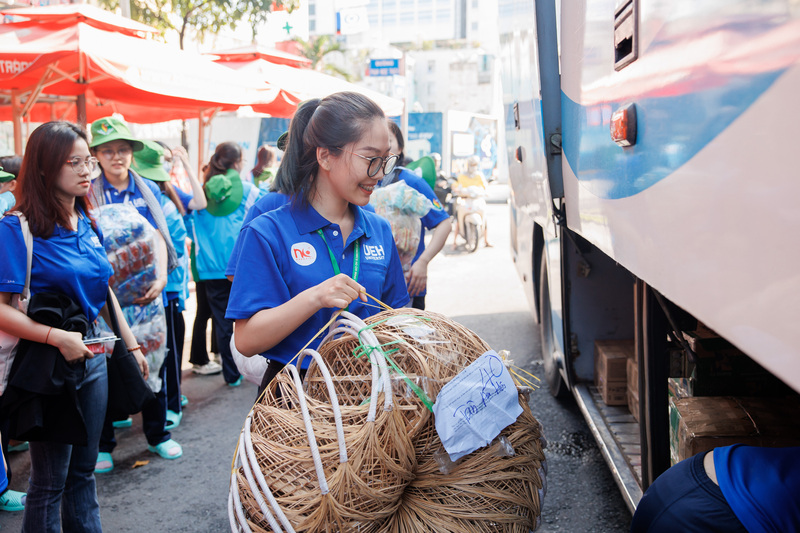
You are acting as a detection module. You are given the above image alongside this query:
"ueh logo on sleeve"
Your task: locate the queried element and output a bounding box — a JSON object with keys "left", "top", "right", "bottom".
{"left": 291, "top": 242, "right": 317, "bottom": 266}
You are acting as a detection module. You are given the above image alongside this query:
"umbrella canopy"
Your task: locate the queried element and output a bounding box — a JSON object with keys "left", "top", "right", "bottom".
{"left": 211, "top": 44, "right": 312, "bottom": 69}
{"left": 0, "top": 22, "right": 279, "bottom": 113}
{"left": 215, "top": 57, "right": 404, "bottom": 117}
{"left": 3, "top": 4, "right": 158, "bottom": 38}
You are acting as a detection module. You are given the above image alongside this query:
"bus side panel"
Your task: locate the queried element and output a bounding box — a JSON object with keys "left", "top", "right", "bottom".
{"left": 500, "top": 0, "right": 556, "bottom": 321}
{"left": 559, "top": 0, "right": 800, "bottom": 391}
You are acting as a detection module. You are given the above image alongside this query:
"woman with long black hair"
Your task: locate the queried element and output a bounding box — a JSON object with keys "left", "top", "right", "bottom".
{"left": 0, "top": 121, "right": 147, "bottom": 532}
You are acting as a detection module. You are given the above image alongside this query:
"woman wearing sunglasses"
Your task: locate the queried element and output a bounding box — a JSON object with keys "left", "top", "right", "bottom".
{"left": 226, "top": 92, "right": 410, "bottom": 394}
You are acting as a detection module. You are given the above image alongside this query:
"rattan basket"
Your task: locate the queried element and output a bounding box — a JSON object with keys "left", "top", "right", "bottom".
{"left": 229, "top": 309, "right": 546, "bottom": 533}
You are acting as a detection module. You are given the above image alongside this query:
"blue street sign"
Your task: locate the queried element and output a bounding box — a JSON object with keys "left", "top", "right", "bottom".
{"left": 369, "top": 58, "right": 400, "bottom": 76}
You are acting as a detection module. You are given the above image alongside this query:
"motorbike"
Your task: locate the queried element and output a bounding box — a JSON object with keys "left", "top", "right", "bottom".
{"left": 453, "top": 185, "right": 487, "bottom": 253}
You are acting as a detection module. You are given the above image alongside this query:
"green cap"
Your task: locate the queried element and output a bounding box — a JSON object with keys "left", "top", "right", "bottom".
{"left": 204, "top": 168, "right": 243, "bottom": 217}
{"left": 133, "top": 140, "right": 170, "bottom": 182}
{"left": 89, "top": 116, "right": 144, "bottom": 151}
{"left": 0, "top": 168, "right": 14, "bottom": 183}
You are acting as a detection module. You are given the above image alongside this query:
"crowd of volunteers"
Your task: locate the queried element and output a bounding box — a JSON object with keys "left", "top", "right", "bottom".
{"left": 0, "top": 90, "right": 797, "bottom": 533}
{"left": 0, "top": 92, "right": 455, "bottom": 531}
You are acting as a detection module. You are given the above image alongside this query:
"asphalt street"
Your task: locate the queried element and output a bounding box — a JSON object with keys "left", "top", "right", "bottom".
{"left": 1, "top": 183, "right": 632, "bottom": 532}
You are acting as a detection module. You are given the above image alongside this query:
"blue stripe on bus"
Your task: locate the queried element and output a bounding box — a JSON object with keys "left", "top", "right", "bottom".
{"left": 561, "top": 70, "right": 784, "bottom": 199}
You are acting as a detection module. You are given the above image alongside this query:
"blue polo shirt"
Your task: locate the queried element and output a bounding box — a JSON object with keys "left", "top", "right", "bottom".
{"left": 226, "top": 193, "right": 379, "bottom": 278}
{"left": 0, "top": 211, "right": 112, "bottom": 322}
{"left": 225, "top": 191, "right": 290, "bottom": 277}
{"left": 715, "top": 444, "right": 800, "bottom": 533}
{"left": 225, "top": 201, "right": 410, "bottom": 367}
{"left": 98, "top": 171, "right": 164, "bottom": 229}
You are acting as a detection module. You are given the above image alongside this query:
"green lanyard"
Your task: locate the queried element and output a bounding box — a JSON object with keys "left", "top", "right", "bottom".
{"left": 316, "top": 228, "right": 360, "bottom": 282}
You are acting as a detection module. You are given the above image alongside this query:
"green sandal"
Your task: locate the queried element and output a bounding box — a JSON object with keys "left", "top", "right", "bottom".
{"left": 147, "top": 439, "right": 182, "bottom": 460}
{"left": 95, "top": 452, "right": 114, "bottom": 474}
{"left": 0, "top": 489, "right": 26, "bottom": 512}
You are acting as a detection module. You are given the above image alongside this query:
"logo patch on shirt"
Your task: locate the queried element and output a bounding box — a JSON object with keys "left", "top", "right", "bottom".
{"left": 90, "top": 235, "right": 103, "bottom": 248}
{"left": 130, "top": 198, "right": 147, "bottom": 209}
{"left": 363, "top": 244, "right": 385, "bottom": 261}
{"left": 291, "top": 242, "right": 317, "bottom": 266}
{"left": 432, "top": 199, "right": 444, "bottom": 210}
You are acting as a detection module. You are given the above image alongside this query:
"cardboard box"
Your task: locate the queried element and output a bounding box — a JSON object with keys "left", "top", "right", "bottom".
{"left": 669, "top": 397, "right": 760, "bottom": 465}
{"left": 598, "top": 378, "right": 627, "bottom": 405}
{"left": 595, "top": 340, "right": 633, "bottom": 384}
{"left": 627, "top": 357, "right": 639, "bottom": 395}
{"left": 679, "top": 330, "right": 789, "bottom": 397}
{"left": 595, "top": 340, "right": 633, "bottom": 406}
{"left": 627, "top": 388, "right": 640, "bottom": 422}
{"left": 668, "top": 395, "right": 800, "bottom": 465}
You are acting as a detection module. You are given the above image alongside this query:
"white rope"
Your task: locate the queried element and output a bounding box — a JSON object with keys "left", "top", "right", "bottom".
{"left": 286, "top": 363, "right": 330, "bottom": 494}
{"left": 296, "top": 349, "right": 348, "bottom": 464}
{"left": 229, "top": 468, "right": 253, "bottom": 533}
{"left": 238, "top": 432, "right": 284, "bottom": 532}
{"left": 340, "top": 311, "right": 394, "bottom": 413}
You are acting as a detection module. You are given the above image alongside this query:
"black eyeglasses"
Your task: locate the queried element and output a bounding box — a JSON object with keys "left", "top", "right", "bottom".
{"left": 343, "top": 150, "right": 399, "bottom": 177}
{"left": 65, "top": 156, "right": 99, "bottom": 173}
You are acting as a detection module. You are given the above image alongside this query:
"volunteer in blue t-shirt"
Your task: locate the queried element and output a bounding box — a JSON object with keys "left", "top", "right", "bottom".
{"left": 226, "top": 92, "right": 410, "bottom": 394}
{"left": 187, "top": 141, "right": 264, "bottom": 388}
{"left": 631, "top": 444, "right": 800, "bottom": 532}
{"left": 88, "top": 116, "right": 183, "bottom": 469}
{"left": 0, "top": 121, "right": 148, "bottom": 532}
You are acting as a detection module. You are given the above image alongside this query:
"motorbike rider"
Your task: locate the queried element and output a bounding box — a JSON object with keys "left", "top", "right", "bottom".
{"left": 452, "top": 156, "right": 491, "bottom": 249}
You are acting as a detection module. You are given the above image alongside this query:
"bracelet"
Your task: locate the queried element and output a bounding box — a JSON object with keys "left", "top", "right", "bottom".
{"left": 45, "top": 327, "right": 53, "bottom": 345}
{"left": 127, "top": 344, "right": 141, "bottom": 353}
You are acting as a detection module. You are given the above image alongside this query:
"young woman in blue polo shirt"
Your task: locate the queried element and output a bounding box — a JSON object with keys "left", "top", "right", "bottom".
{"left": 0, "top": 121, "right": 147, "bottom": 533}
{"left": 226, "top": 92, "right": 410, "bottom": 392}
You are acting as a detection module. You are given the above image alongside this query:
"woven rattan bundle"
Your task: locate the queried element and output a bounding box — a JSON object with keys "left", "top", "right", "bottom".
{"left": 229, "top": 309, "right": 546, "bottom": 533}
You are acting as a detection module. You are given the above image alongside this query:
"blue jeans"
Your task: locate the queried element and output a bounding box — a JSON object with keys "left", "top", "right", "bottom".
{"left": 23, "top": 354, "right": 108, "bottom": 533}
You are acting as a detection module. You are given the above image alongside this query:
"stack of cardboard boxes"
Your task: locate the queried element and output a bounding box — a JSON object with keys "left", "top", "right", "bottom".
{"left": 595, "top": 328, "right": 800, "bottom": 466}
{"left": 666, "top": 324, "right": 800, "bottom": 465}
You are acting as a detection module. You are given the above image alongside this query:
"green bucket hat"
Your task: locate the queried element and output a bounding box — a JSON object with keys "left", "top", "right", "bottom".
{"left": 133, "top": 140, "right": 170, "bottom": 182}
{"left": 0, "top": 168, "right": 14, "bottom": 183}
{"left": 204, "top": 168, "right": 243, "bottom": 217}
{"left": 89, "top": 116, "right": 144, "bottom": 151}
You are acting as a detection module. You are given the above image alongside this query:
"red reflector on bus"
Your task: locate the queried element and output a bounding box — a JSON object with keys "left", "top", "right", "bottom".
{"left": 611, "top": 103, "right": 637, "bottom": 147}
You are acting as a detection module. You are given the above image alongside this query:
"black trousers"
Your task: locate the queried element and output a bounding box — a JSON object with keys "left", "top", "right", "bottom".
{"left": 203, "top": 279, "right": 240, "bottom": 384}
{"left": 189, "top": 280, "right": 217, "bottom": 366}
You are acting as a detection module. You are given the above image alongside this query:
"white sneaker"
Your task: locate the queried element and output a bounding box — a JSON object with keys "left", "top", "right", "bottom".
{"left": 192, "top": 361, "right": 222, "bottom": 375}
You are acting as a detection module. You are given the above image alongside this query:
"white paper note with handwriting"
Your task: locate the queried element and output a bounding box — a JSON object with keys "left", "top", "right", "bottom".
{"left": 433, "top": 350, "right": 523, "bottom": 461}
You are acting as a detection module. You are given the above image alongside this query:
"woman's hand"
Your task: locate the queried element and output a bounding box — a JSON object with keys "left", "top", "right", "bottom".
{"left": 134, "top": 277, "right": 167, "bottom": 306}
{"left": 313, "top": 273, "right": 367, "bottom": 309}
{"left": 50, "top": 329, "right": 94, "bottom": 363}
{"left": 406, "top": 257, "right": 429, "bottom": 297}
{"left": 131, "top": 348, "right": 149, "bottom": 380}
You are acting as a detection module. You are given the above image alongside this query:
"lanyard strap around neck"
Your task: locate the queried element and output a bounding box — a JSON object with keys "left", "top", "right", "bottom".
{"left": 316, "top": 229, "right": 360, "bottom": 283}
